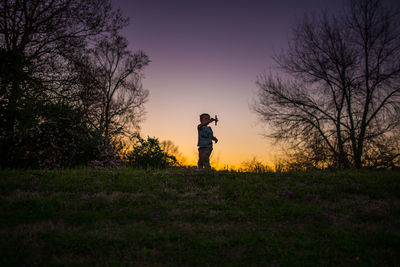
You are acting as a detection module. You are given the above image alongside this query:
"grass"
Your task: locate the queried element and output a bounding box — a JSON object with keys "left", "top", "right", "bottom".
{"left": 0, "top": 168, "right": 399, "bottom": 266}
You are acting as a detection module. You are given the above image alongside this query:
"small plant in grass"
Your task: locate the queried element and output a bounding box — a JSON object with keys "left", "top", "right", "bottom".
{"left": 240, "top": 157, "right": 271, "bottom": 173}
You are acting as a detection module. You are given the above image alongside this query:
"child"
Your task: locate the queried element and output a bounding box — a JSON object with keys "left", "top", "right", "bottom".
{"left": 197, "top": 113, "right": 218, "bottom": 169}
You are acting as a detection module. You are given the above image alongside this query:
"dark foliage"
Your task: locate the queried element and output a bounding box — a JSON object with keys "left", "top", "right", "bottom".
{"left": 125, "top": 136, "right": 178, "bottom": 169}
{"left": 0, "top": 102, "right": 108, "bottom": 169}
{"left": 0, "top": 0, "right": 149, "bottom": 169}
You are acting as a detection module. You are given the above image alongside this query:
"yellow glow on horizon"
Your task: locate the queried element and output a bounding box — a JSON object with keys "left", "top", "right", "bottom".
{"left": 141, "top": 115, "right": 276, "bottom": 171}
{"left": 179, "top": 146, "right": 276, "bottom": 170}
{"left": 113, "top": 0, "right": 347, "bottom": 171}
{"left": 137, "top": 49, "right": 277, "bottom": 169}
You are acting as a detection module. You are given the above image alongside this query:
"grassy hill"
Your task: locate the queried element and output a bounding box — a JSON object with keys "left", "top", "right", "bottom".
{"left": 0, "top": 168, "right": 399, "bottom": 266}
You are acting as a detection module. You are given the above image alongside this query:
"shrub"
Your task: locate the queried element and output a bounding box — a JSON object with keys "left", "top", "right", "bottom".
{"left": 125, "top": 136, "right": 178, "bottom": 169}
{"left": 0, "top": 101, "right": 108, "bottom": 169}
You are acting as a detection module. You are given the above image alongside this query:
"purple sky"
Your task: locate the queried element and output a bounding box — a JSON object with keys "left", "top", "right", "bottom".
{"left": 112, "top": 0, "right": 399, "bottom": 168}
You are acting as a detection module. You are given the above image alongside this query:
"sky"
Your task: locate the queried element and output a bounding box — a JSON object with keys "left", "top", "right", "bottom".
{"left": 112, "top": 0, "right": 397, "bottom": 169}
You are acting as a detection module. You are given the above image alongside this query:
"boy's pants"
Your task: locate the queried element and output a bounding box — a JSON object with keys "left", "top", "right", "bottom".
{"left": 198, "top": 147, "right": 212, "bottom": 169}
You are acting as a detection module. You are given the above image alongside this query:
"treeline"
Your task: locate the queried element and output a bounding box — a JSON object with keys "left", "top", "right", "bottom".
{"left": 0, "top": 0, "right": 177, "bottom": 169}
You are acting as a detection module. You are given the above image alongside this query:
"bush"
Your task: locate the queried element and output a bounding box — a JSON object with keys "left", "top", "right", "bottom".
{"left": 0, "top": 101, "right": 108, "bottom": 169}
{"left": 125, "top": 136, "right": 178, "bottom": 169}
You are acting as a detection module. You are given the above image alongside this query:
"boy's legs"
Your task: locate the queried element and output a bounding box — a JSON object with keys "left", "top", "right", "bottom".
{"left": 198, "top": 147, "right": 212, "bottom": 169}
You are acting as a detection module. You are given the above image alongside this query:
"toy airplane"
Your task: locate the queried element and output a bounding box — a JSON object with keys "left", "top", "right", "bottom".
{"left": 214, "top": 115, "right": 219, "bottom": 126}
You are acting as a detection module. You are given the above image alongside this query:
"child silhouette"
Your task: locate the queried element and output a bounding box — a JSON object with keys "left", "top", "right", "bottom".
{"left": 197, "top": 113, "right": 218, "bottom": 169}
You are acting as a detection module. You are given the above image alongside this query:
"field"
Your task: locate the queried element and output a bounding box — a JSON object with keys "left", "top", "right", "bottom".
{"left": 0, "top": 168, "right": 399, "bottom": 266}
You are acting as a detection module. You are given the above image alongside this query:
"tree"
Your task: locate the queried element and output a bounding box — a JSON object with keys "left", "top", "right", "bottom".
{"left": 73, "top": 34, "right": 150, "bottom": 141}
{"left": 253, "top": 0, "right": 400, "bottom": 169}
{"left": 0, "top": 0, "right": 127, "bottom": 135}
{"left": 0, "top": 0, "right": 141, "bottom": 168}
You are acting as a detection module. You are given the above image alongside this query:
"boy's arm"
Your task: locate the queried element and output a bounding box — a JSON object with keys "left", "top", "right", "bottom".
{"left": 213, "top": 136, "right": 218, "bottom": 143}
{"left": 197, "top": 118, "right": 215, "bottom": 129}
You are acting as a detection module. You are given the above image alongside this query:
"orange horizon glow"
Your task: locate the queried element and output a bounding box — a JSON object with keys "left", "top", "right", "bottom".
{"left": 140, "top": 111, "right": 277, "bottom": 170}
{"left": 113, "top": 0, "right": 346, "bottom": 169}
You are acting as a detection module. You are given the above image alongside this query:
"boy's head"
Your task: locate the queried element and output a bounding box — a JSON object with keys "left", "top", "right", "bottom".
{"left": 200, "top": 113, "right": 211, "bottom": 123}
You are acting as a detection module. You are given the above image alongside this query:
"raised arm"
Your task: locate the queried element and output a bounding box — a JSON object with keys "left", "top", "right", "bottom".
{"left": 198, "top": 117, "right": 215, "bottom": 129}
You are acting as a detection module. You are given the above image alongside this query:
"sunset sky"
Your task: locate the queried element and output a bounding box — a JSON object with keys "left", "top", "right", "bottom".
{"left": 113, "top": 0, "right": 397, "bottom": 169}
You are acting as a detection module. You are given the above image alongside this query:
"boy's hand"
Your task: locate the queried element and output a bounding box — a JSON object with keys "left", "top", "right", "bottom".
{"left": 213, "top": 137, "right": 218, "bottom": 143}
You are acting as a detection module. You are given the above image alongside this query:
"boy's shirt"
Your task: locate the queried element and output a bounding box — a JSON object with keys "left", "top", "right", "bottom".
{"left": 197, "top": 125, "right": 214, "bottom": 147}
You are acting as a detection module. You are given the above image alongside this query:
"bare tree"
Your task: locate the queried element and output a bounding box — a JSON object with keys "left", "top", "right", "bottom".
{"left": 0, "top": 0, "right": 139, "bottom": 168}
{"left": 0, "top": 0, "right": 126, "bottom": 134}
{"left": 74, "top": 34, "right": 150, "bottom": 141}
{"left": 160, "top": 140, "right": 186, "bottom": 164}
{"left": 253, "top": 0, "right": 400, "bottom": 168}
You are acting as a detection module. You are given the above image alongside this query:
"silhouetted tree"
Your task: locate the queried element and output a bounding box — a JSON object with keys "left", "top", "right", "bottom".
{"left": 253, "top": 0, "right": 400, "bottom": 168}
{"left": 0, "top": 0, "right": 127, "bottom": 134}
{"left": 0, "top": 0, "right": 139, "bottom": 168}
{"left": 72, "top": 34, "right": 150, "bottom": 141}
